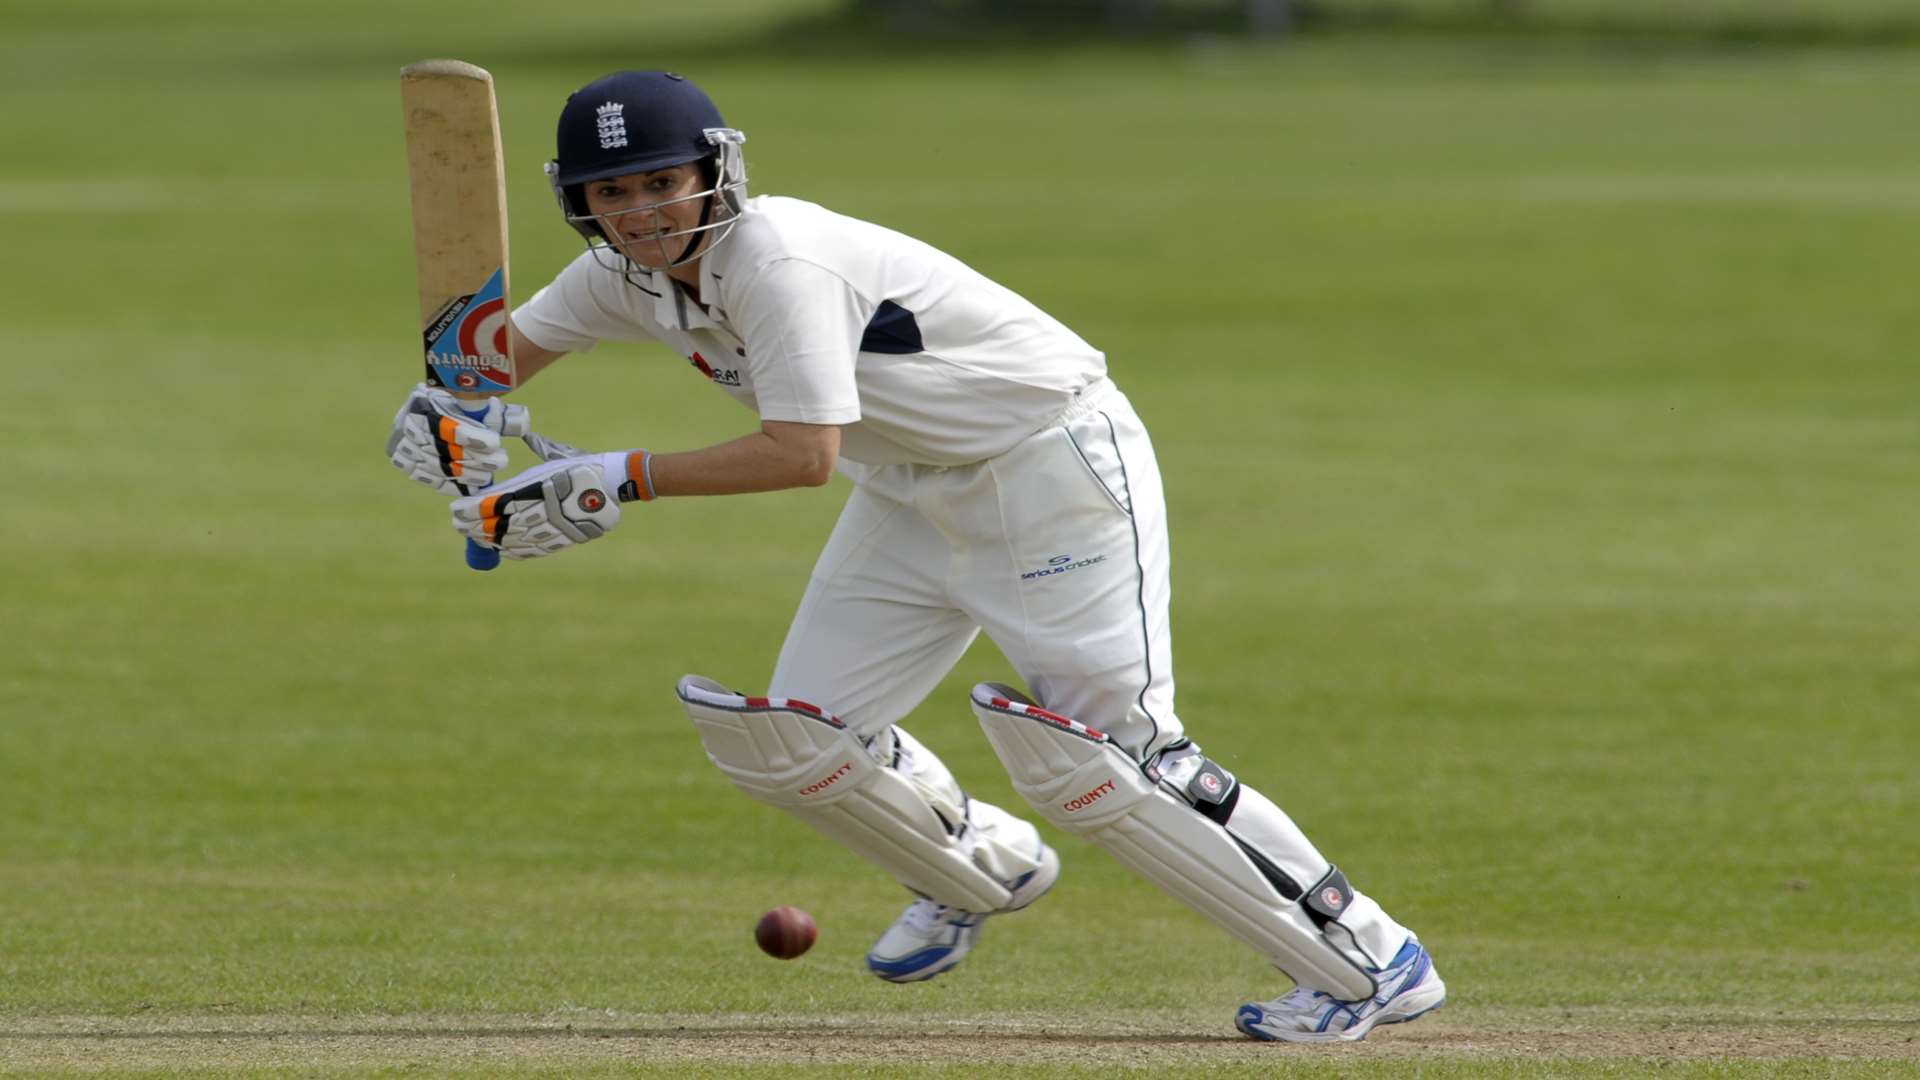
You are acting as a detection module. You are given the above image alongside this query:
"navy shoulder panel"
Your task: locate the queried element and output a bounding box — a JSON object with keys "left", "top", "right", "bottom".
{"left": 860, "top": 300, "right": 924, "bottom": 355}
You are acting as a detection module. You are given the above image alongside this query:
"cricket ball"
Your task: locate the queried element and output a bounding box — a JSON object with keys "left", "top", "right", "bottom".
{"left": 754, "top": 905, "right": 817, "bottom": 959}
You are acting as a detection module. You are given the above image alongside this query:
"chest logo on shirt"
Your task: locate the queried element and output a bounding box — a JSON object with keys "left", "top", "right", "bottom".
{"left": 689, "top": 351, "right": 742, "bottom": 387}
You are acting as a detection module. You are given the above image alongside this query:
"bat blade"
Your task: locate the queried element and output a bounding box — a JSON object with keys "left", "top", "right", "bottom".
{"left": 401, "top": 58, "right": 513, "bottom": 571}
{"left": 401, "top": 58, "right": 516, "bottom": 396}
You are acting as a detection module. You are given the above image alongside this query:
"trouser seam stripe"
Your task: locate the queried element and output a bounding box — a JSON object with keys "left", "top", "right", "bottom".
{"left": 1096, "top": 409, "right": 1163, "bottom": 755}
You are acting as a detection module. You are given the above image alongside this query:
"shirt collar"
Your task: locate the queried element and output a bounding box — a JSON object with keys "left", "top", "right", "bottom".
{"left": 646, "top": 242, "right": 730, "bottom": 333}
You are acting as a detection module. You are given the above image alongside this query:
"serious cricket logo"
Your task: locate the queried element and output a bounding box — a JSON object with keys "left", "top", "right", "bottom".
{"left": 1021, "top": 553, "right": 1107, "bottom": 582}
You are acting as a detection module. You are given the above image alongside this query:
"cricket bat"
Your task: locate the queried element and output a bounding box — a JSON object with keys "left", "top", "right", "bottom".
{"left": 399, "top": 58, "right": 516, "bottom": 570}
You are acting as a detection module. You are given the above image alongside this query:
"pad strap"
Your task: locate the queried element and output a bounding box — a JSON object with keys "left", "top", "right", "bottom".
{"left": 1303, "top": 866, "right": 1355, "bottom": 929}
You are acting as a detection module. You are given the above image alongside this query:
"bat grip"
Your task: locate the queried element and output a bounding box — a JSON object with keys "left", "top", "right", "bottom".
{"left": 453, "top": 406, "right": 500, "bottom": 572}
{"left": 466, "top": 537, "right": 501, "bottom": 570}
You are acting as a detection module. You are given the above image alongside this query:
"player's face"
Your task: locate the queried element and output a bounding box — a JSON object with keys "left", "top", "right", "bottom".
{"left": 583, "top": 164, "right": 709, "bottom": 269}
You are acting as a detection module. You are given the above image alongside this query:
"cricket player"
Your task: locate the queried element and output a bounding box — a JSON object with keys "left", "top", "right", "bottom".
{"left": 388, "top": 70, "right": 1445, "bottom": 1042}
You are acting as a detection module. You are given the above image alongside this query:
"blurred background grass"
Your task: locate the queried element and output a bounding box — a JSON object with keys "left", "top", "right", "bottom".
{"left": 0, "top": 0, "right": 1914, "bottom": 1038}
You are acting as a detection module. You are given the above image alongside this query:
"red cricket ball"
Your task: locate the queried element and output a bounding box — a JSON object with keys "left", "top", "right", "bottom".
{"left": 754, "top": 905, "right": 818, "bottom": 959}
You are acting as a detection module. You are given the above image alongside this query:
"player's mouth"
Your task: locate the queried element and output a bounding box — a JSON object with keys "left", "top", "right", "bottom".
{"left": 615, "top": 231, "right": 678, "bottom": 266}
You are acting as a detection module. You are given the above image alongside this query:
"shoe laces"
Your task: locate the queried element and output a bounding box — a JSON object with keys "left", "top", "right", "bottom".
{"left": 902, "top": 899, "right": 955, "bottom": 933}
{"left": 1277, "top": 986, "right": 1332, "bottom": 1011}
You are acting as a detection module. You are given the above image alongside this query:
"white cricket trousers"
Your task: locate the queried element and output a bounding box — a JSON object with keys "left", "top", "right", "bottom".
{"left": 770, "top": 377, "right": 1178, "bottom": 757}
{"left": 767, "top": 377, "right": 1413, "bottom": 975}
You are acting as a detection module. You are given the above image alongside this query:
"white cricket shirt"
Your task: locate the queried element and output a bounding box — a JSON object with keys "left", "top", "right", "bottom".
{"left": 512, "top": 196, "right": 1107, "bottom": 467}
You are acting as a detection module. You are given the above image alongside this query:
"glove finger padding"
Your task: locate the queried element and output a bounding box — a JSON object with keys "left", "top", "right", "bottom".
{"left": 387, "top": 384, "right": 524, "bottom": 496}
{"left": 396, "top": 456, "right": 494, "bottom": 493}
{"left": 389, "top": 414, "right": 509, "bottom": 493}
{"left": 438, "top": 414, "right": 505, "bottom": 452}
{"left": 451, "top": 458, "right": 623, "bottom": 561}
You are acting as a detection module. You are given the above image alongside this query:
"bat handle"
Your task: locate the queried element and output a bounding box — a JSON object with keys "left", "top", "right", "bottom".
{"left": 453, "top": 404, "right": 503, "bottom": 572}
{"left": 466, "top": 537, "right": 500, "bottom": 571}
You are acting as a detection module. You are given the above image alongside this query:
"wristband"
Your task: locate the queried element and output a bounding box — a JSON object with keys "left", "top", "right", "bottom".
{"left": 605, "top": 450, "right": 656, "bottom": 502}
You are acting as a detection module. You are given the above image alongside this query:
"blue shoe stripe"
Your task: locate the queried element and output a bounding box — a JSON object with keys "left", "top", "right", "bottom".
{"left": 1318, "top": 1001, "right": 1360, "bottom": 1033}
{"left": 1385, "top": 937, "right": 1421, "bottom": 970}
{"left": 1235, "top": 1006, "right": 1276, "bottom": 1041}
{"left": 866, "top": 945, "right": 955, "bottom": 979}
{"left": 1404, "top": 951, "right": 1432, "bottom": 994}
{"left": 1378, "top": 946, "right": 1430, "bottom": 1003}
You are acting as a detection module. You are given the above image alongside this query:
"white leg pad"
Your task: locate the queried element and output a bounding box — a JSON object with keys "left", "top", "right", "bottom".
{"left": 971, "top": 685, "right": 1377, "bottom": 1001}
{"left": 679, "top": 675, "right": 1042, "bottom": 913}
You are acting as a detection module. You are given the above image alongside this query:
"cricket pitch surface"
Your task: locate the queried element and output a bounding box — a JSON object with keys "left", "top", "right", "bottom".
{"left": 2, "top": 1007, "right": 1914, "bottom": 1071}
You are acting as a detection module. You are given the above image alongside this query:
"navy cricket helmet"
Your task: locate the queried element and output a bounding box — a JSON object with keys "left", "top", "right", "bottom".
{"left": 545, "top": 71, "right": 749, "bottom": 268}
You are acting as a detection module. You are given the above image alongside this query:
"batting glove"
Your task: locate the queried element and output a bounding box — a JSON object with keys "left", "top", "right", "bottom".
{"left": 388, "top": 383, "right": 531, "bottom": 495}
{"left": 450, "top": 451, "right": 653, "bottom": 561}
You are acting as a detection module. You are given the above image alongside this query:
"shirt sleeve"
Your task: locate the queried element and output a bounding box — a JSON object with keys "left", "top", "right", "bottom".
{"left": 728, "top": 257, "right": 867, "bottom": 426}
{"left": 511, "top": 250, "right": 656, "bottom": 354}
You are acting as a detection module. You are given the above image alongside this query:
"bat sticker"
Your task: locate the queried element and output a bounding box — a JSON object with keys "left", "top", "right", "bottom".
{"left": 423, "top": 266, "right": 513, "bottom": 393}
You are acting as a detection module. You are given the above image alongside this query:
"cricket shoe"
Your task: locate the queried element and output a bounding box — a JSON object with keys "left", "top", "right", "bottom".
{"left": 1234, "top": 936, "right": 1446, "bottom": 1043}
{"left": 865, "top": 843, "right": 1060, "bottom": 984}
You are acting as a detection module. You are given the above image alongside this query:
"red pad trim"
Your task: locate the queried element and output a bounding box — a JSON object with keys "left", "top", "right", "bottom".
{"left": 993, "top": 697, "right": 1107, "bottom": 740}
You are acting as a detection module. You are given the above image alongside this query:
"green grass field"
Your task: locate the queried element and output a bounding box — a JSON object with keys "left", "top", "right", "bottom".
{"left": 2, "top": 1, "right": 1916, "bottom": 1074}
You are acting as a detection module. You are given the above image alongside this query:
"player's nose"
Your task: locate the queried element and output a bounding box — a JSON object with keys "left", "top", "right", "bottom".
{"left": 612, "top": 204, "right": 660, "bottom": 232}
{"left": 615, "top": 197, "right": 653, "bottom": 216}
